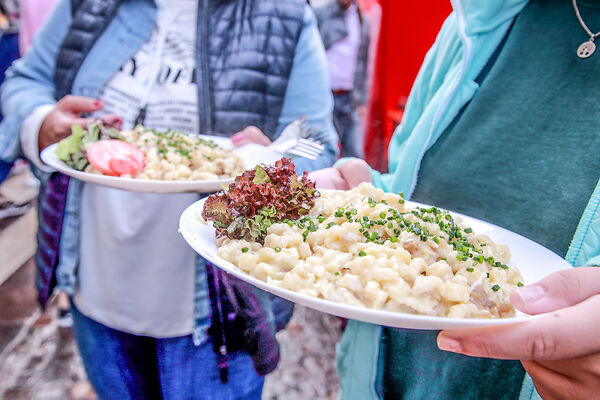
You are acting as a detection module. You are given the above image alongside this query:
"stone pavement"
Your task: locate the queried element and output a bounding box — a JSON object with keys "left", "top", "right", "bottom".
{"left": 264, "top": 307, "right": 342, "bottom": 400}
{"left": 0, "top": 165, "right": 344, "bottom": 399}
{"left": 0, "top": 302, "right": 343, "bottom": 400}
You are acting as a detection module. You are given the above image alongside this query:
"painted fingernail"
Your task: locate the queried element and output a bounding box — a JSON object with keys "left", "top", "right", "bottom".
{"left": 437, "top": 337, "right": 462, "bottom": 353}
{"left": 93, "top": 101, "right": 103, "bottom": 107}
{"left": 515, "top": 285, "right": 545, "bottom": 302}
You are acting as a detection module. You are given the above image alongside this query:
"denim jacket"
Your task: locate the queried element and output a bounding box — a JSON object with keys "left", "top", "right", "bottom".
{"left": 0, "top": 0, "right": 337, "bottom": 344}
{"left": 336, "top": 0, "right": 600, "bottom": 398}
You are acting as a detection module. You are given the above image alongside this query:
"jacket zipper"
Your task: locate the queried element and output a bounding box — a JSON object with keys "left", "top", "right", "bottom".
{"left": 199, "top": 0, "right": 213, "bottom": 134}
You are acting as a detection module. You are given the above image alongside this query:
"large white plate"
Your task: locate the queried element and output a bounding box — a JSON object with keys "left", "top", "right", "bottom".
{"left": 41, "top": 139, "right": 280, "bottom": 193}
{"left": 179, "top": 197, "right": 572, "bottom": 330}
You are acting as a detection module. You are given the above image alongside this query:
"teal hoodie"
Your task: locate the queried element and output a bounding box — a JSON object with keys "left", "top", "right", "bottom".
{"left": 336, "top": 0, "right": 600, "bottom": 398}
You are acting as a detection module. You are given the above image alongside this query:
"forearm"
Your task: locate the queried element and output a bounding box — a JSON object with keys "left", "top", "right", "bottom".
{"left": 0, "top": 0, "right": 71, "bottom": 162}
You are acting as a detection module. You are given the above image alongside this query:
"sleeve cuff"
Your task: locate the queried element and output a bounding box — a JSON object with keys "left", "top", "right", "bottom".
{"left": 20, "top": 104, "right": 55, "bottom": 172}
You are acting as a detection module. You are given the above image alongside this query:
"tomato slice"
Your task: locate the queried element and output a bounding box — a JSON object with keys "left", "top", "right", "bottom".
{"left": 87, "top": 140, "right": 146, "bottom": 177}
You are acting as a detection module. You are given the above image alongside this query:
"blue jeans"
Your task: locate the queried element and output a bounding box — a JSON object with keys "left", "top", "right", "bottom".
{"left": 71, "top": 302, "right": 264, "bottom": 400}
{"left": 333, "top": 92, "right": 364, "bottom": 159}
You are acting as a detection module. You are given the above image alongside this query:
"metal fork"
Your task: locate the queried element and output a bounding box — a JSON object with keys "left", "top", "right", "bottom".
{"left": 268, "top": 117, "right": 326, "bottom": 160}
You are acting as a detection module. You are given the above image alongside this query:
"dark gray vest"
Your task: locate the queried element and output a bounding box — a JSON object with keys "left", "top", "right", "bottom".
{"left": 55, "top": 0, "right": 306, "bottom": 137}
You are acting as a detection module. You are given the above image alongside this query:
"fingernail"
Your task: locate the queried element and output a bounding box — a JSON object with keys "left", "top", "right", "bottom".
{"left": 515, "top": 285, "right": 545, "bottom": 302}
{"left": 437, "top": 337, "right": 462, "bottom": 353}
{"left": 93, "top": 101, "right": 103, "bottom": 108}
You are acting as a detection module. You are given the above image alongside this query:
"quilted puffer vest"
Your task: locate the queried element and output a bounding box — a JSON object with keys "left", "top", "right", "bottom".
{"left": 37, "top": 0, "right": 306, "bottom": 306}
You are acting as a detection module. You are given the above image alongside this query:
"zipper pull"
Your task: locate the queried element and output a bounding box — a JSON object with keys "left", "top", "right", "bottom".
{"left": 218, "top": 345, "right": 229, "bottom": 383}
{"left": 134, "top": 106, "right": 147, "bottom": 127}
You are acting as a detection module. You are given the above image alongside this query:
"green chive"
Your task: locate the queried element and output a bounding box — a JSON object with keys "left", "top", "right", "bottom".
{"left": 241, "top": 247, "right": 249, "bottom": 253}
{"left": 358, "top": 250, "right": 367, "bottom": 257}
{"left": 517, "top": 282, "right": 524, "bottom": 287}
{"left": 491, "top": 284, "right": 500, "bottom": 292}
{"left": 466, "top": 267, "right": 474, "bottom": 272}
{"left": 274, "top": 247, "right": 282, "bottom": 252}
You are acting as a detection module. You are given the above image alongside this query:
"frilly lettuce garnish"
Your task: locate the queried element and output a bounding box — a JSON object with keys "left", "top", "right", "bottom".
{"left": 202, "top": 158, "right": 318, "bottom": 243}
{"left": 55, "top": 122, "right": 122, "bottom": 170}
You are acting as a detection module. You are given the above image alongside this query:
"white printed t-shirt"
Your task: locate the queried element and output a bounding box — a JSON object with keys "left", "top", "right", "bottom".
{"left": 75, "top": 0, "right": 201, "bottom": 337}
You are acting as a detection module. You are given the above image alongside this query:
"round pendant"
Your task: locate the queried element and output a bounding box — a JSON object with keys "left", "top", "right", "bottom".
{"left": 577, "top": 40, "right": 596, "bottom": 58}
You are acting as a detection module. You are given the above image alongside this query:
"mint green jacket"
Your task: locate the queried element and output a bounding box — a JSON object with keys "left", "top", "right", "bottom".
{"left": 337, "top": 0, "right": 600, "bottom": 398}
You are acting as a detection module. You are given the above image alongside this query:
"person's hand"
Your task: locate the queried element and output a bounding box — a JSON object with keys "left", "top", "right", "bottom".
{"left": 230, "top": 126, "right": 272, "bottom": 147}
{"left": 309, "top": 158, "right": 371, "bottom": 189}
{"left": 38, "top": 95, "right": 122, "bottom": 152}
{"left": 437, "top": 267, "right": 600, "bottom": 400}
{"left": 308, "top": 167, "right": 349, "bottom": 190}
{"left": 338, "top": 0, "right": 353, "bottom": 10}
{"left": 357, "top": 106, "right": 367, "bottom": 123}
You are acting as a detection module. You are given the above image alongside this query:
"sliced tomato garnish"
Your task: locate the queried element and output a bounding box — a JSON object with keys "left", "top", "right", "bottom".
{"left": 87, "top": 140, "right": 146, "bottom": 177}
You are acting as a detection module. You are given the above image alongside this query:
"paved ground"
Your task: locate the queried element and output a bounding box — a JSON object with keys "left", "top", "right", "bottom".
{"left": 0, "top": 166, "right": 344, "bottom": 399}
{"left": 264, "top": 307, "right": 342, "bottom": 400}
{"left": 0, "top": 301, "right": 343, "bottom": 400}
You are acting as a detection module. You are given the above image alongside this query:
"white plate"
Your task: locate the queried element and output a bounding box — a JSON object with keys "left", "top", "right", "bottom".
{"left": 41, "top": 139, "right": 281, "bottom": 193}
{"left": 179, "top": 197, "right": 572, "bottom": 330}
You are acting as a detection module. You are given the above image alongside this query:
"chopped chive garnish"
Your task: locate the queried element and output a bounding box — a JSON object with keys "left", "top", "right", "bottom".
{"left": 241, "top": 247, "right": 249, "bottom": 253}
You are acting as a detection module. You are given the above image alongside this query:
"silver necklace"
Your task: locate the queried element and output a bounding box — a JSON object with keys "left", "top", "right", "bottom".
{"left": 573, "top": 0, "right": 600, "bottom": 58}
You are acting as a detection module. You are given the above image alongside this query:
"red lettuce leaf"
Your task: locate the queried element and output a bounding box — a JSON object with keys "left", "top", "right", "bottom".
{"left": 202, "top": 158, "right": 318, "bottom": 242}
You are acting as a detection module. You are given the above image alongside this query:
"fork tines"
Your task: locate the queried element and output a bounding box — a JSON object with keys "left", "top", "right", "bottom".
{"left": 287, "top": 138, "right": 323, "bottom": 160}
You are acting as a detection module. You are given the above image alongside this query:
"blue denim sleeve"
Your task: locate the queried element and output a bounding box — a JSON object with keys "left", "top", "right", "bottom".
{"left": 276, "top": 4, "right": 338, "bottom": 175}
{"left": 0, "top": 0, "right": 72, "bottom": 163}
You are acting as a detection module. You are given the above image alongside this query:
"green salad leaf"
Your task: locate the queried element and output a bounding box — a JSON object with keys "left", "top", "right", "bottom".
{"left": 54, "top": 122, "right": 123, "bottom": 171}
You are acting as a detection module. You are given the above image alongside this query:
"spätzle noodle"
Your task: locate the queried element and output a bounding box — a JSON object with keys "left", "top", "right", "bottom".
{"left": 217, "top": 183, "right": 524, "bottom": 318}
{"left": 85, "top": 127, "right": 245, "bottom": 180}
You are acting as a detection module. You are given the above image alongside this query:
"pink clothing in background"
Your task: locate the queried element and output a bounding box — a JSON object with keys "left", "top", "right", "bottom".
{"left": 18, "top": 0, "right": 58, "bottom": 54}
{"left": 326, "top": 3, "right": 361, "bottom": 91}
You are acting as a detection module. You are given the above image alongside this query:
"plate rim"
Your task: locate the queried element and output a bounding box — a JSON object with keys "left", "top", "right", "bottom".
{"left": 179, "top": 195, "right": 572, "bottom": 330}
{"left": 41, "top": 136, "right": 238, "bottom": 193}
